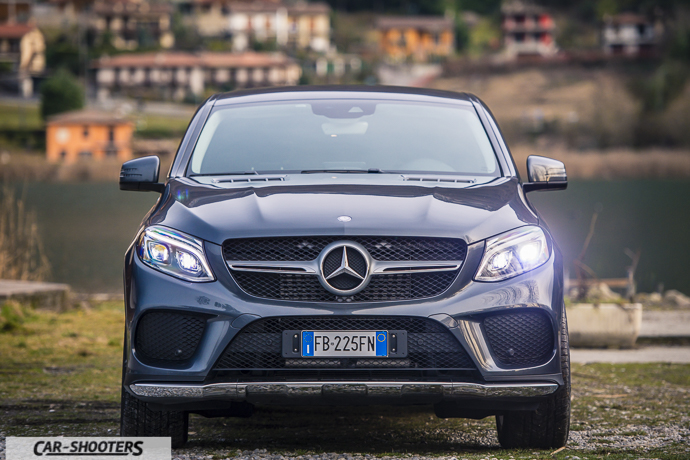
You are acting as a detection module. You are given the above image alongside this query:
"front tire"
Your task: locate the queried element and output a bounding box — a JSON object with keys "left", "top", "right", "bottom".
{"left": 120, "top": 356, "right": 188, "bottom": 448}
{"left": 496, "top": 312, "right": 571, "bottom": 448}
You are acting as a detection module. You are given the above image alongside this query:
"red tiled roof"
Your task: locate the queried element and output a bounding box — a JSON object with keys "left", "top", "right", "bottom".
{"left": 47, "top": 110, "right": 133, "bottom": 126}
{"left": 0, "top": 23, "right": 34, "bottom": 39}
{"left": 376, "top": 16, "right": 454, "bottom": 32}
{"left": 95, "top": 52, "right": 201, "bottom": 68}
{"left": 200, "top": 51, "right": 293, "bottom": 67}
{"left": 228, "top": 1, "right": 330, "bottom": 14}
{"left": 93, "top": 0, "right": 173, "bottom": 16}
{"left": 192, "top": 0, "right": 281, "bottom": 5}
{"left": 501, "top": 0, "right": 546, "bottom": 15}
{"left": 94, "top": 51, "right": 295, "bottom": 69}
{"left": 607, "top": 13, "right": 650, "bottom": 25}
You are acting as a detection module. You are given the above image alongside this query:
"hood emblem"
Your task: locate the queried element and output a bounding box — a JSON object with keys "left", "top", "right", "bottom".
{"left": 337, "top": 215, "right": 352, "bottom": 222}
{"left": 318, "top": 242, "right": 371, "bottom": 295}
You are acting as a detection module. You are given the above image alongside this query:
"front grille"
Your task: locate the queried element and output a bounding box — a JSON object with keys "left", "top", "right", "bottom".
{"left": 483, "top": 310, "right": 555, "bottom": 368}
{"left": 212, "top": 316, "right": 476, "bottom": 374}
{"left": 223, "top": 236, "right": 467, "bottom": 262}
{"left": 135, "top": 311, "right": 207, "bottom": 363}
{"left": 231, "top": 271, "right": 458, "bottom": 302}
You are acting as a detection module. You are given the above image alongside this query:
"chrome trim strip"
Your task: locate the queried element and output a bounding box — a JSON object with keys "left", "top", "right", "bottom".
{"left": 371, "top": 261, "right": 462, "bottom": 274}
{"left": 227, "top": 259, "right": 462, "bottom": 275}
{"left": 228, "top": 260, "right": 318, "bottom": 274}
{"left": 458, "top": 319, "right": 557, "bottom": 372}
{"left": 129, "top": 382, "right": 557, "bottom": 399}
{"left": 458, "top": 320, "right": 501, "bottom": 372}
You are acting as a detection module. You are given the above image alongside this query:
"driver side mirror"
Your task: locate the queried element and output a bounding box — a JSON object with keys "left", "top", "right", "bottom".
{"left": 120, "top": 156, "right": 165, "bottom": 193}
{"left": 523, "top": 155, "right": 567, "bottom": 192}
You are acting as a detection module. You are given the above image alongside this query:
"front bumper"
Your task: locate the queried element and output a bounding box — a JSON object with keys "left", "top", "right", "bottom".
{"left": 123, "top": 235, "right": 566, "bottom": 406}
{"left": 129, "top": 381, "right": 557, "bottom": 405}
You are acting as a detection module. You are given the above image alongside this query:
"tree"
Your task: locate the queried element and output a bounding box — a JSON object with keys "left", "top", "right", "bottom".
{"left": 40, "top": 69, "right": 84, "bottom": 121}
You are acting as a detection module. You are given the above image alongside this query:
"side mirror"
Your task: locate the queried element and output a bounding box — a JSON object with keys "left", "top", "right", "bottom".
{"left": 523, "top": 155, "right": 567, "bottom": 192}
{"left": 120, "top": 156, "right": 165, "bottom": 193}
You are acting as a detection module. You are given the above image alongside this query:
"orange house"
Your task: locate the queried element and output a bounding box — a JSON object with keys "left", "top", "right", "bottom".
{"left": 376, "top": 16, "right": 455, "bottom": 62}
{"left": 46, "top": 110, "right": 134, "bottom": 163}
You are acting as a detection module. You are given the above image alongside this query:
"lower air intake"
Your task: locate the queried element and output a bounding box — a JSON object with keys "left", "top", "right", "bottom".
{"left": 213, "top": 316, "right": 476, "bottom": 373}
{"left": 135, "top": 311, "right": 207, "bottom": 363}
{"left": 483, "top": 309, "right": 555, "bottom": 368}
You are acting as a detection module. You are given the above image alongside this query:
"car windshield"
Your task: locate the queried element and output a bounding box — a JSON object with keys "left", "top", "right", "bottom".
{"left": 188, "top": 99, "right": 500, "bottom": 176}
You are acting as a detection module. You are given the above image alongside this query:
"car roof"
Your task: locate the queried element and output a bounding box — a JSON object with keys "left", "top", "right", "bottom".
{"left": 212, "top": 85, "right": 476, "bottom": 105}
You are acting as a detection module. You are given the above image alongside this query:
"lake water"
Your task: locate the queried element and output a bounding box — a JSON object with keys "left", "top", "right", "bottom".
{"left": 6, "top": 180, "right": 690, "bottom": 295}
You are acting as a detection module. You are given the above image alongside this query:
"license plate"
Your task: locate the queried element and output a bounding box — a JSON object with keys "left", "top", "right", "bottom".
{"left": 301, "top": 330, "right": 387, "bottom": 357}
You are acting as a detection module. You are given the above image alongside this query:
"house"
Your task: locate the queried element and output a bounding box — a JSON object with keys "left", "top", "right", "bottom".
{"left": 90, "top": 0, "right": 175, "bottom": 50}
{"left": 0, "top": 23, "right": 45, "bottom": 96}
{"left": 602, "top": 13, "right": 659, "bottom": 57}
{"left": 375, "top": 16, "right": 455, "bottom": 63}
{"left": 501, "top": 0, "right": 557, "bottom": 59}
{"left": 188, "top": 0, "right": 331, "bottom": 53}
{"left": 34, "top": 0, "right": 94, "bottom": 29}
{"left": 46, "top": 110, "right": 134, "bottom": 163}
{"left": 94, "top": 51, "right": 301, "bottom": 101}
{"left": 0, "top": 0, "right": 32, "bottom": 23}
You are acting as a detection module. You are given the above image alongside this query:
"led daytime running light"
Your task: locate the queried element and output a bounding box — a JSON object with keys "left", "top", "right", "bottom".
{"left": 138, "top": 226, "right": 214, "bottom": 282}
{"left": 475, "top": 226, "right": 550, "bottom": 282}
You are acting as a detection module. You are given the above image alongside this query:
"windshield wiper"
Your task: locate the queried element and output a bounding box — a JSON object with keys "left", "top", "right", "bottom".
{"left": 301, "top": 168, "right": 384, "bottom": 174}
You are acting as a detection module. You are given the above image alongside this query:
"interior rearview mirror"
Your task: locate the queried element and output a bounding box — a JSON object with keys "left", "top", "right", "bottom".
{"left": 120, "top": 156, "right": 164, "bottom": 193}
{"left": 523, "top": 155, "right": 567, "bottom": 192}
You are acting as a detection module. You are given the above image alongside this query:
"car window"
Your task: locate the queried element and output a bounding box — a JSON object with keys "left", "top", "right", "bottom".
{"left": 189, "top": 99, "right": 500, "bottom": 176}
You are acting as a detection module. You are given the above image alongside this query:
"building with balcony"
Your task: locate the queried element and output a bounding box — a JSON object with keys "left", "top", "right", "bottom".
{"left": 376, "top": 16, "right": 455, "bottom": 63}
{"left": 90, "top": 0, "right": 175, "bottom": 50}
{"left": 187, "top": 0, "right": 330, "bottom": 53}
{"left": 501, "top": 0, "right": 557, "bottom": 59}
{"left": 46, "top": 110, "right": 134, "bottom": 163}
{"left": 0, "top": 0, "right": 32, "bottom": 23}
{"left": 94, "top": 51, "right": 301, "bottom": 101}
{"left": 602, "top": 13, "right": 659, "bottom": 57}
{"left": 0, "top": 23, "right": 45, "bottom": 96}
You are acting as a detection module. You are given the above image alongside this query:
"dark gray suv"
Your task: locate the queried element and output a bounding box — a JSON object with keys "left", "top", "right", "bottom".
{"left": 119, "top": 86, "right": 570, "bottom": 449}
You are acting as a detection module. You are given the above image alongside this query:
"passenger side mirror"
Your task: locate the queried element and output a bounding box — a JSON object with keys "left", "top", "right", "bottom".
{"left": 120, "top": 156, "right": 165, "bottom": 193}
{"left": 523, "top": 155, "right": 567, "bottom": 192}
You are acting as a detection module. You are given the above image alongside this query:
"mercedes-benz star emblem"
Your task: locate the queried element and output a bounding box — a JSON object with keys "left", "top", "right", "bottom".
{"left": 318, "top": 242, "right": 371, "bottom": 295}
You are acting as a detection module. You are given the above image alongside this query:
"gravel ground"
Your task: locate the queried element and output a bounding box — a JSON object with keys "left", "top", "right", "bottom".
{"left": 2, "top": 362, "right": 689, "bottom": 460}
{"left": 2, "top": 419, "right": 689, "bottom": 460}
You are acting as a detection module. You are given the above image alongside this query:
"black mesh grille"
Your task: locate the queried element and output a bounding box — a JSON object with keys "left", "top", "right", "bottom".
{"left": 223, "top": 236, "right": 467, "bottom": 262}
{"left": 483, "top": 310, "right": 555, "bottom": 367}
{"left": 135, "top": 311, "right": 207, "bottom": 362}
{"left": 213, "top": 316, "right": 475, "bottom": 372}
{"left": 231, "top": 271, "right": 458, "bottom": 302}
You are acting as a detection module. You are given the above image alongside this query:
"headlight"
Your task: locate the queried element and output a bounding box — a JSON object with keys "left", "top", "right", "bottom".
{"left": 137, "top": 226, "right": 214, "bottom": 282}
{"left": 475, "top": 226, "right": 550, "bottom": 282}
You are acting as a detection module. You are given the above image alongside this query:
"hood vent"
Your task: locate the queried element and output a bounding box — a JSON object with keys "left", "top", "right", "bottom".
{"left": 213, "top": 176, "right": 286, "bottom": 184}
{"left": 402, "top": 175, "right": 475, "bottom": 184}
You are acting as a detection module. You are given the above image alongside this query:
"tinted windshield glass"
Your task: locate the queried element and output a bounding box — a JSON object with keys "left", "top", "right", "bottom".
{"left": 189, "top": 99, "right": 500, "bottom": 176}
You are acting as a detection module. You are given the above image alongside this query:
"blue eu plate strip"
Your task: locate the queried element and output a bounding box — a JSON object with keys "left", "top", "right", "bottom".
{"left": 302, "top": 331, "right": 314, "bottom": 356}
{"left": 376, "top": 331, "right": 387, "bottom": 357}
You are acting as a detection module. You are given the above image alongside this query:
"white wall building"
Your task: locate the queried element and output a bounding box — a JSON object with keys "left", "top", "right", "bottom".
{"left": 189, "top": 0, "right": 331, "bottom": 53}
{"left": 602, "top": 13, "right": 659, "bottom": 56}
{"left": 94, "top": 51, "right": 301, "bottom": 101}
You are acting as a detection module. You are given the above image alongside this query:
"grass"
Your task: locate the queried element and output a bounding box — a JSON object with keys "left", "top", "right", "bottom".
{"left": 0, "top": 102, "right": 42, "bottom": 130}
{"left": 1, "top": 302, "right": 689, "bottom": 459}
{"left": 0, "top": 301, "right": 123, "bottom": 403}
{"left": 134, "top": 113, "right": 189, "bottom": 139}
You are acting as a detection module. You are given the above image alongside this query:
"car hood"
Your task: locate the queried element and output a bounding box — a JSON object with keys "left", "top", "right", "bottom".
{"left": 149, "top": 176, "right": 538, "bottom": 246}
